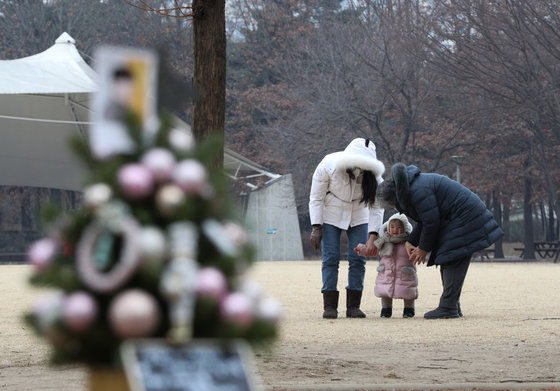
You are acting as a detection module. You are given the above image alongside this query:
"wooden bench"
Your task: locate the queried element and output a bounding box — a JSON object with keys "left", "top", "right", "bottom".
{"left": 514, "top": 247, "right": 525, "bottom": 257}
{"left": 472, "top": 248, "right": 495, "bottom": 261}
{"left": 536, "top": 248, "right": 560, "bottom": 263}
{"left": 514, "top": 243, "right": 560, "bottom": 263}
{"left": 534, "top": 242, "right": 560, "bottom": 261}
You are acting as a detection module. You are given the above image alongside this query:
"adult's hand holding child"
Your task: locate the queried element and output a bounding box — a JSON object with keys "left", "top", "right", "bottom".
{"left": 405, "top": 242, "right": 415, "bottom": 257}
{"left": 365, "top": 234, "right": 379, "bottom": 257}
{"left": 409, "top": 247, "right": 427, "bottom": 265}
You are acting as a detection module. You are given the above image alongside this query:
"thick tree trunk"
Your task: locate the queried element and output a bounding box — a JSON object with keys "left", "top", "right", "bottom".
{"left": 523, "top": 177, "right": 535, "bottom": 259}
{"left": 192, "top": 0, "right": 226, "bottom": 167}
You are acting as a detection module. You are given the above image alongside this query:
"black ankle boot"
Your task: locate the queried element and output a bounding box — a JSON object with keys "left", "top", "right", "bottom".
{"left": 322, "top": 290, "right": 339, "bottom": 319}
{"left": 424, "top": 307, "right": 460, "bottom": 319}
{"left": 457, "top": 302, "right": 463, "bottom": 317}
{"left": 403, "top": 308, "right": 415, "bottom": 318}
{"left": 380, "top": 307, "right": 392, "bottom": 318}
{"left": 346, "top": 289, "right": 366, "bottom": 318}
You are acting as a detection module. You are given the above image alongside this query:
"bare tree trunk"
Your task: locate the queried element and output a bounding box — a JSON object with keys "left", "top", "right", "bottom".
{"left": 535, "top": 202, "right": 547, "bottom": 240}
{"left": 554, "top": 195, "right": 560, "bottom": 240}
{"left": 493, "top": 191, "right": 504, "bottom": 258}
{"left": 523, "top": 177, "right": 535, "bottom": 259}
{"left": 192, "top": 0, "right": 226, "bottom": 167}
{"left": 547, "top": 200, "right": 555, "bottom": 241}
{"left": 502, "top": 201, "right": 510, "bottom": 242}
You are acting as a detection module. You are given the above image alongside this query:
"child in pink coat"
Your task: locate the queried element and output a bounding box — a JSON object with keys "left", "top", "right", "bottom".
{"left": 355, "top": 213, "right": 418, "bottom": 318}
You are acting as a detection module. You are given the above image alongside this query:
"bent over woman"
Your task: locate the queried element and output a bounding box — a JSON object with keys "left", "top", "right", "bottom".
{"left": 376, "top": 163, "right": 503, "bottom": 319}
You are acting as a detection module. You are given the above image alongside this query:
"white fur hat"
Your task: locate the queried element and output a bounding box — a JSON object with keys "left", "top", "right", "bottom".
{"left": 334, "top": 138, "right": 385, "bottom": 178}
{"left": 382, "top": 213, "right": 412, "bottom": 234}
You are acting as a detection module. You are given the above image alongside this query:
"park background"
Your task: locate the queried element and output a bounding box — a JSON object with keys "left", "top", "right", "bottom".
{"left": 1, "top": 1, "right": 559, "bottom": 390}
{"left": 1, "top": 1, "right": 560, "bottom": 261}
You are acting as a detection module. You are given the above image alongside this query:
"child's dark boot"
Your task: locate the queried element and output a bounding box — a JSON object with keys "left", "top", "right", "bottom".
{"left": 380, "top": 308, "right": 392, "bottom": 318}
{"left": 403, "top": 307, "right": 415, "bottom": 318}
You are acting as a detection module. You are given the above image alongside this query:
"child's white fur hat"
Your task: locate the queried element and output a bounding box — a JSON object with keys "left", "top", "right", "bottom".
{"left": 382, "top": 213, "right": 413, "bottom": 235}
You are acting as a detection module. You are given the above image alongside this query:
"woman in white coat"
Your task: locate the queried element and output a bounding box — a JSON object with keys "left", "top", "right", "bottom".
{"left": 309, "top": 138, "right": 385, "bottom": 319}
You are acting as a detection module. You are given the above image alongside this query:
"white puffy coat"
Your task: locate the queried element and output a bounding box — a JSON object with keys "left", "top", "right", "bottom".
{"left": 309, "top": 138, "right": 385, "bottom": 233}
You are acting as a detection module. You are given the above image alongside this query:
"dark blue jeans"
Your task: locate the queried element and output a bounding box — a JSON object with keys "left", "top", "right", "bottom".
{"left": 321, "top": 223, "right": 367, "bottom": 292}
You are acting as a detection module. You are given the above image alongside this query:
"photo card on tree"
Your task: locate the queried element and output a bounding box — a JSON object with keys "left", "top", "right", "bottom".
{"left": 91, "top": 46, "right": 159, "bottom": 159}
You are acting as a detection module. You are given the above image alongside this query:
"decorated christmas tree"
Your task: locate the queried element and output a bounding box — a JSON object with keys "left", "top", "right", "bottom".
{"left": 24, "top": 91, "right": 280, "bottom": 367}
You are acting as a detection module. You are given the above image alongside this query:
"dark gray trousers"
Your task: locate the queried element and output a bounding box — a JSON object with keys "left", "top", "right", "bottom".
{"left": 438, "top": 254, "right": 471, "bottom": 310}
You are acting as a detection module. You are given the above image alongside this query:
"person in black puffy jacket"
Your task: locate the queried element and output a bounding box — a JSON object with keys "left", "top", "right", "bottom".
{"left": 375, "top": 163, "right": 503, "bottom": 319}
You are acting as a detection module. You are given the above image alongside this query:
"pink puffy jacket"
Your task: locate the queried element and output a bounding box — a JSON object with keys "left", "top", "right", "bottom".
{"left": 374, "top": 242, "right": 418, "bottom": 300}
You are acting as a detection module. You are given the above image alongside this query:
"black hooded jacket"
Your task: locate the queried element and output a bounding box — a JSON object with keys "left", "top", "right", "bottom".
{"left": 392, "top": 164, "right": 503, "bottom": 266}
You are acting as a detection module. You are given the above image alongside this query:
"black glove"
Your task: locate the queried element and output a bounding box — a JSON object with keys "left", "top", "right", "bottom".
{"left": 310, "top": 225, "right": 323, "bottom": 251}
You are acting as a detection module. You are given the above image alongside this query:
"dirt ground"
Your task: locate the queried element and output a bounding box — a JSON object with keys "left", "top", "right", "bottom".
{"left": 1, "top": 257, "right": 559, "bottom": 391}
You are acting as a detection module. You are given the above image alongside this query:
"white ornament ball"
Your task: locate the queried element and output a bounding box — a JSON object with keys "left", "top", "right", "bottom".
{"left": 83, "top": 183, "right": 113, "bottom": 209}
{"left": 223, "top": 221, "right": 249, "bottom": 246}
{"left": 33, "top": 290, "right": 64, "bottom": 332}
{"left": 239, "top": 279, "right": 263, "bottom": 305}
{"left": 196, "top": 267, "right": 228, "bottom": 300}
{"left": 168, "top": 127, "right": 195, "bottom": 152}
{"left": 138, "top": 226, "right": 167, "bottom": 264}
{"left": 257, "top": 296, "right": 283, "bottom": 323}
{"left": 141, "top": 148, "right": 176, "bottom": 183}
{"left": 117, "top": 164, "right": 155, "bottom": 199}
{"left": 155, "top": 184, "right": 186, "bottom": 215}
{"left": 172, "top": 159, "right": 207, "bottom": 195}
{"left": 28, "top": 238, "right": 59, "bottom": 271}
{"left": 62, "top": 291, "right": 98, "bottom": 333}
{"left": 108, "top": 289, "right": 160, "bottom": 338}
{"left": 221, "top": 292, "right": 253, "bottom": 327}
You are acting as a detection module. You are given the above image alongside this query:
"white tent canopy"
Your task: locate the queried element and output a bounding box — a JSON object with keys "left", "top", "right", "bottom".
{"left": 0, "top": 32, "right": 280, "bottom": 192}
{"left": 0, "top": 32, "right": 95, "bottom": 191}
{"left": 0, "top": 32, "right": 97, "bottom": 94}
{"left": 0, "top": 33, "right": 303, "bottom": 260}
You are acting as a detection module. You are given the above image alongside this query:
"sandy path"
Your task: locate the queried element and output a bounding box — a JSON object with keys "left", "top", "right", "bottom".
{"left": 0, "top": 261, "right": 559, "bottom": 390}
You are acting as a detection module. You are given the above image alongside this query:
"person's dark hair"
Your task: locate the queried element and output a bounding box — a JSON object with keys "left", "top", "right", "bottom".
{"left": 113, "top": 67, "right": 132, "bottom": 80}
{"left": 375, "top": 177, "right": 397, "bottom": 209}
{"left": 361, "top": 170, "right": 378, "bottom": 208}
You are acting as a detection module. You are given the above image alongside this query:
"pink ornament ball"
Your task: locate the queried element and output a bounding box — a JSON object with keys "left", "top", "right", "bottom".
{"left": 117, "top": 163, "right": 155, "bottom": 199}
{"left": 28, "top": 238, "right": 59, "bottom": 271}
{"left": 108, "top": 289, "right": 160, "bottom": 338}
{"left": 221, "top": 292, "right": 253, "bottom": 327}
{"left": 141, "top": 148, "right": 176, "bottom": 182}
{"left": 62, "top": 291, "right": 98, "bottom": 333}
{"left": 172, "top": 159, "right": 207, "bottom": 195}
{"left": 196, "top": 267, "right": 228, "bottom": 300}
